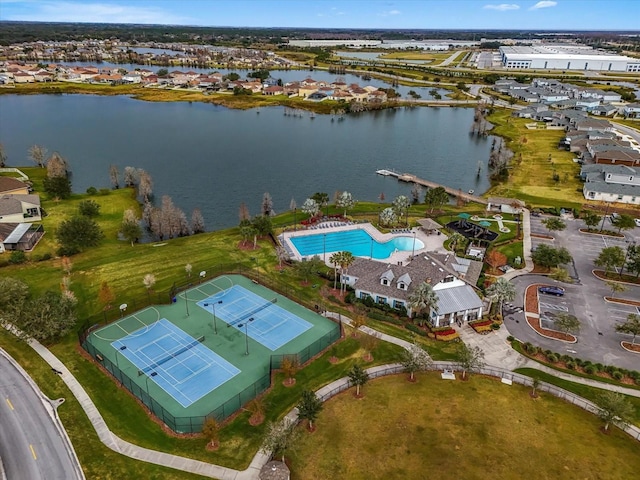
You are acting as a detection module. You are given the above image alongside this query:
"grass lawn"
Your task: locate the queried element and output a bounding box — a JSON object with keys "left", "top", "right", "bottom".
{"left": 496, "top": 240, "right": 524, "bottom": 267}
{"left": 515, "top": 368, "right": 640, "bottom": 427}
{"left": 289, "top": 373, "right": 640, "bottom": 480}
{"left": 486, "top": 109, "right": 584, "bottom": 208}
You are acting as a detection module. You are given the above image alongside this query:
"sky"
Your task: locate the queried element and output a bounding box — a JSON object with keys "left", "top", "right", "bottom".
{"left": 1, "top": 0, "right": 639, "bottom": 31}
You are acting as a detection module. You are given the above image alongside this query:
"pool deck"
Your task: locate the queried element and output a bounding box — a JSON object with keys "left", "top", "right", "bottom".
{"left": 280, "top": 222, "right": 447, "bottom": 265}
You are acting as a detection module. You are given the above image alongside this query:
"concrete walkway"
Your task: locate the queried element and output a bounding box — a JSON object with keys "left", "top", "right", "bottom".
{"left": 502, "top": 208, "right": 534, "bottom": 280}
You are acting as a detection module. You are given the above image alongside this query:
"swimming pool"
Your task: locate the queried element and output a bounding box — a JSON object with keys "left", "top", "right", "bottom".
{"left": 289, "top": 228, "right": 425, "bottom": 260}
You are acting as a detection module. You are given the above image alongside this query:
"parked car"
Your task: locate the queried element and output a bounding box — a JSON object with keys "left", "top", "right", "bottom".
{"left": 611, "top": 212, "right": 621, "bottom": 220}
{"left": 539, "top": 286, "right": 565, "bottom": 296}
{"left": 635, "top": 218, "right": 640, "bottom": 227}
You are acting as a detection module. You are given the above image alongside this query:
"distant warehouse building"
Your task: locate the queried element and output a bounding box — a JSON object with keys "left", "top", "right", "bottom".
{"left": 499, "top": 45, "right": 640, "bottom": 72}
{"left": 288, "top": 39, "right": 381, "bottom": 48}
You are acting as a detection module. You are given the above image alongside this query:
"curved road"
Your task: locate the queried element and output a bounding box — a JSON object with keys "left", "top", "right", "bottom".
{"left": 0, "top": 350, "right": 83, "bottom": 480}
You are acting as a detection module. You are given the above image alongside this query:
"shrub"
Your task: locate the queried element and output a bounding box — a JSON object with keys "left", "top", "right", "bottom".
{"left": 507, "top": 335, "right": 515, "bottom": 342}
{"left": 436, "top": 332, "right": 460, "bottom": 342}
{"left": 546, "top": 353, "right": 559, "bottom": 363}
{"left": 523, "top": 342, "right": 534, "bottom": 353}
{"left": 594, "top": 363, "right": 604, "bottom": 372}
{"left": 8, "top": 251, "right": 27, "bottom": 264}
{"left": 78, "top": 199, "right": 101, "bottom": 217}
{"left": 98, "top": 188, "right": 110, "bottom": 195}
{"left": 367, "top": 311, "right": 402, "bottom": 325}
{"left": 327, "top": 295, "right": 341, "bottom": 304}
{"left": 345, "top": 292, "right": 355, "bottom": 304}
{"left": 612, "top": 371, "right": 624, "bottom": 381}
{"left": 565, "top": 361, "right": 576, "bottom": 370}
{"left": 405, "top": 324, "right": 427, "bottom": 337}
{"left": 490, "top": 323, "right": 500, "bottom": 330}
{"left": 584, "top": 365, "right": 596, "bottom": 375}
{"left": 36, "top": 252, "right": 52, "bottom": 262}
{"left": 86, "top": 186, "right": 98, "bottom": 195}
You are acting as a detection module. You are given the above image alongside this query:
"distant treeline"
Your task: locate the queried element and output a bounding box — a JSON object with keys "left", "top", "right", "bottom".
{"left": 2, "top": 21, "right": 639, "bottom": 48}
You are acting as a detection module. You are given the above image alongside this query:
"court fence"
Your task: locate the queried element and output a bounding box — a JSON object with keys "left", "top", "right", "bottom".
{"left": 78, "top": 264, "right": 343, "bottom": 433}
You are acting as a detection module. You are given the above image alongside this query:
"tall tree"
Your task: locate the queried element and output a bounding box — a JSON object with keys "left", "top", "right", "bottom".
{"left": 486, "top": 249, "right": 507, "bottom": 274}
{"left": 532, "top": 245, "right": 572, "bottom": 270}
{"left": 109, "top": 164, "right": 119, "bottom": 188}
{"left": 261, "top": 192, "right": 274, "bottom": 216}
{"left": 29, "top": 145, "right": 48, "bottom": 168}
{"left": 261, "top": 421, "right": 299, "bottom": 463}
{"left": 311, "top": 192, "right": 329, "bottom": 216}
{"left": 625, "top": 244, "right": 640, "bottom": 278}
{"left": 401, "top": 340, "right": 432, "bottom": 381}
{"left": 120, "top": 209, "right": 142, "bottom": 246}
{"left": 605, "top": 280, "right": 626, "bottom": 298}
{"left": 454, "top": 344, "right": 485, "bottom": 380}
{"left": 98, "top": 281, "right": 116, "bottom": 310}
{"left": 348, "top": 364, "right": 370, "bottom": 396}
{"left": 541, "top": 217, "right": 566, "bottom": 236}
{"left": 0, "top": 277, "right": 30, "bottom": 316}
{"left": 448, "top": 231, "right": 465, "bottom": 254}
{"left": 294, "top": 256, "right": 323, "bottom": 284}
{"left": 329, "top": 252, "right": 341, "bottom": 289}
{"left": 201, "top": 418, "right": 221, "bottom": 448}
{"left": 616, "top": 313, "right": 640, "bottom": 346}
{"left": 252, "top": 215, "right": 273, "bottom": 237}
{"left": 392, "top": 195, "right": 411, "bottom": 225}
{"left": 424, "top": 186, "right": 449, "bottom": 213}
{"left": 56, "top": 216, "right": 103, "bottom": 255}
{"left": 594, "top": 246, "right": 625, "bottom": 275}
{"left": 191, "top": 208, "right": 205, "bottom": 234}
{"left": 596, "top": 391, "right": 633, "bottom": 433}
{"left": 43, "top": 175, "right": 72, "bottom": 200}
{"left": 408, "top": 282, "right": 439, "bottom": 326}
{"left": 581, "top": 210, "right": 601, "bottom": 230}
{"left": 78, "top": 199, "right": 100, "bottom": 217}
{"left": 337, "top": 251, "right": 355, "bottom": 294}
{"left": 138, "top": 169, "right": 153, "bottom": 202}
{"left": 143, "top": 273, "right": 156, "bottom": 294}
{"left": 46, "top": 152, "right": 68, "bottom": 178}
{"left": 281, "top": 357, "right": 299, "bottom": 386}
{"left": 297, "top": 390, "right": 323, "bottom": 431}
{"left": 123, "top": 166, "right": 138, "bottom": 187}
{"left": 301, "top": 198, "right": 319, "bottom": 218}
{"left": 379, "top": 207, "right": 397, "bottom": 227}
{"left": 335, "top": 191, "right": 355, "bottom": 217}
{"left": 611, "top": 214, "right": 636, "bottom": 234}
{"left": 410, "top": 184, "right": 423, "bottom": 204}
{"left": 486, "top": 278, "right": 516, "bottom": 315}
{"left": 553, "top": 312, "right": 581, "bottom": 336}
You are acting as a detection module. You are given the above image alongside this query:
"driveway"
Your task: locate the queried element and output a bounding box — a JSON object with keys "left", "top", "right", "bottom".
{"left": 504, "top": 215, "right": 640, "bottom": 371}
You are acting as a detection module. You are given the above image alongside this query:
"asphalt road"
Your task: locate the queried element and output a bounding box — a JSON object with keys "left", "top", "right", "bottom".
{"left": 0, "top": 352, "right": 81, "bottom": 480}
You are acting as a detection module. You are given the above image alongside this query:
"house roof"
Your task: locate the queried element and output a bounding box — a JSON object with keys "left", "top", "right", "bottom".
{"left": 0, "top": 177, "right": 29, "bottom": 194}
{"left": 434, "top": 284, "right": 484, "bottom": 315}
{"left": 0, "top": 194, "right": 40, "bottom": 215}
{"left": 584, "top": 180, "right": 640, "bottom": 197}
{"left": 417, "top": 218, "right": 442, "bottom": 230}
{"left": 487, "top": 196, "right": 525, "bottom": 207}
{"left": 4, "top": 223, "right": 31, "bottom": 244}
{"left": 581, "top": 164, "right": 637, "bottom": 176}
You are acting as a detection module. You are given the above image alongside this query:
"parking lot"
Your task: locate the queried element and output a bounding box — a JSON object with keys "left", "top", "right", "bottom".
{"left": 505, "top": 214, "right": 640, "bottom": 371}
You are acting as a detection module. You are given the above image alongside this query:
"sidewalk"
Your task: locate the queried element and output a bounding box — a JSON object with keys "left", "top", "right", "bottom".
{"left": 502, "top": 208, "right": 534, "bottom": 280}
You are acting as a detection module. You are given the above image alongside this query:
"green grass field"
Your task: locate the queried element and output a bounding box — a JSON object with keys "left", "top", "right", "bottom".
{"left": 289, "top": 373, "right": 640, "bottom": 480}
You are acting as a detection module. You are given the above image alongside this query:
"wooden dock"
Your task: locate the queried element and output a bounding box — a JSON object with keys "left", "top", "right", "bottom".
{"left": 382, "top": 170, "right": 488, "bottom": 205}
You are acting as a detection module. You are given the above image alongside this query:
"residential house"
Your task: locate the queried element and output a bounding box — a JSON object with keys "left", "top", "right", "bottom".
{"left": 0, "top": 177, "right": 30, "bottom": 195}
{"left": 487, "top": 197, "right": 525, "bottom": 214}
{"left": 0, "top": 222, "right": 45, "bottom": 253}
{"left": 13, "top": 72, "right": 34, "bottom": 83}
{"left": 591, "top": 104, "right": 618, "bottom": 117}
{"left": 263, "top": 85, "right": 284, "bottom": 96}
{"left": 0, "top": 194, "right": 43, "bottom": 223}
{"left": 594, "top": 149, "right": 640, "bottom": 167}
{"left": 581, "top": 164, "right": 640, "bottom": 205}
{"left": 342, "top": 254, "right": 484, "bottom": 327}
{"left": 623, "top": 103, "right": 640, "bottom": 119}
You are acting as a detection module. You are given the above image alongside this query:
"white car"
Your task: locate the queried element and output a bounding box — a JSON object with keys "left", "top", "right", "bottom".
{"left": 635, "top": 218, "right": 640, "bottom": 227}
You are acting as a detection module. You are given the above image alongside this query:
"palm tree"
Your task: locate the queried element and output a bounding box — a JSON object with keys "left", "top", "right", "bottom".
{"left": 408, "top": 282, "right": 439, "bottom": 326}
{"left": 448, "top": 232, "right": 464, "bottom": 254}
{"left": 486, "top": 278, "right": 516, "bottom": 316}
{"left": 329, "top": 252, "right": 342, "bottom": 290}
{"left": 338, "top": 251, "right": 355, "bottom": 294}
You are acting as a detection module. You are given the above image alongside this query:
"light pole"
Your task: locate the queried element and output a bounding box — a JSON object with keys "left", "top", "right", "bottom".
{"left": 237, "top": 317, "right": 254, "bottom": 355}
{"left": 294, "top": 207, "right": 297, "bottom": 232}
{"left": 145, "top": 371, "right": 158, "bottom": 395}
{"left": 411, "top": 230, "right": 417, "bottom": 257}
{"left": 323, "top": 233, "right": 326, "bottom": 263}
{"left": 370, "top": 236, "right": 374, "bottom": 259}
{"left": 204, "top": 300, "right": 222, "bottom": 334}
{"left": 184, "top": 285, "right": 190, "bottom": 317}
{"left": 599, "top": 201, "right": 611, "bottom": 232}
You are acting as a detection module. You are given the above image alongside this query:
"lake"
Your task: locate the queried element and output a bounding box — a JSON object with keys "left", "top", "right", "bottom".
{"left": 0, "top": 94, "right": 493, "bottom": 230}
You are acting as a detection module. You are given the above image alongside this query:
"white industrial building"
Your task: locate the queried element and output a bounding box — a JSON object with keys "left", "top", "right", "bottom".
{"left": 499, "top": 45, "right": 640, "bottom": 72}
{"left": 288, "top": 39, "right": 381, "bottom": 48}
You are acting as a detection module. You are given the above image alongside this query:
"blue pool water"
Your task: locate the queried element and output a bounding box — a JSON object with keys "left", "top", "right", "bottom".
{"left": 290, "top": 229, "right": 425, "bottom": 260}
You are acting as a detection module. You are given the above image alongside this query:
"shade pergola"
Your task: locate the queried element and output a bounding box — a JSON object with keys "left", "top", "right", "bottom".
{"left": 478, "top": 221, "right": 492, "bottom": 227}
{"left": 457, "top": 213, "right": 471, "bottom": 219}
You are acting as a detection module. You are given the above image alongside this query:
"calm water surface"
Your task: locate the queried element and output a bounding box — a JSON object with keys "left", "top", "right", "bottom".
{"left": 0, "top": 94, "right": 493, "bottom": 230}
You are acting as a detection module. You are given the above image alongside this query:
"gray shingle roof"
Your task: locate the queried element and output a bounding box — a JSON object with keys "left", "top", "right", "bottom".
{"left": 434, "top": 285, "right": 484, "bottom": 315}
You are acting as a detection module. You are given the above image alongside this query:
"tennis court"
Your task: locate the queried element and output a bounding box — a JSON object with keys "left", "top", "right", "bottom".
{"left": 197, "top": 285, "right": 312, "bottom": 351}
{"left": 112, "top": 319, "right": 240, "bottom": 408}
{"left": 83, "top": 274, "right": 341, "bottom": 432}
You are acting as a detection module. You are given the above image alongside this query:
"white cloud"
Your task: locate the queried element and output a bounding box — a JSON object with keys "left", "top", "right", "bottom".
{"left": 378, "top": 9, "right": 401, "bottom": 17}
{"left": 5, "top": 1, "right": 194, "bottom": 25}
{"left": 529, "top": 1, "right": 557, "bottom": 10}
{"left": 483, "top": 4, "right": 520, "bottom": 11}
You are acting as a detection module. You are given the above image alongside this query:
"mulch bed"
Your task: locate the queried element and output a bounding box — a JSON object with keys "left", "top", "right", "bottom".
{"left": 605, "top": 297, "right": 640, "bottom": 307}
{"left": 593, "top": 270, "right": 640, "bottom": 286}
{"left": 237, "top": 241, "right": 261, "bottom": 251}
{"left": 282, "top": 378, "right": 297, "bottom": 387}
{"left": 524, "top": 284, "right": 576, "bottom": 343}
{"left": 621, "top": 342, "right": 640, "bottom": 354}
{"left": 578, "top": 228, "right": 624, "bottom": 238}
{"left": 531, "top": 233, "right": 554, "bottom": 240}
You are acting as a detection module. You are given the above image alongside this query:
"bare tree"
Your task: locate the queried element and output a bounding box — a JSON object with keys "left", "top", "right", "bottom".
{"left": 109, "top": 164, "right": 119, "bottom": 188}
{"left": 177, "top": 210, "right": 191, "bottom": 237}
{"left": 123, "top": 166, "right": 138, "bottom": 187}
{"left": 191, "top": 208, "right": 205, "bottom": 234}
{"left": 29, "top": 145, "right": 48, "bottom": 168}
{"left": 138, "top": 169, "right": 153, "bottom": 201}
{"left": 143, "top": 273, "right": 156, "bottom": 292}
{"left": 262, "top": 192, "right": 273, "bottom": 216}
{"left": 142, "top": 201, "right": 154, "bottom": 231}
{"left": 46, "top": 152, "right": 68, "bottom": 178}
{"left": 239, "top": 202, "right": 250, "bottom": 223}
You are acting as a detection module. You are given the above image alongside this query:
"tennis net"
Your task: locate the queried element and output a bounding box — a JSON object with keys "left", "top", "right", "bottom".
{"left": 141, "top": 336, "right": 204, "bottom": 374}
{"left": 226, "top": 298, "right": 277, "bottom": 328}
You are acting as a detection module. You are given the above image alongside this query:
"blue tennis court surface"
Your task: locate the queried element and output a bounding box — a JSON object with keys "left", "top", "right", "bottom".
{"left": 197, "top": 285, "right": 312, "bottom": 351}
{"left": 112, "top": 319, "right": 240, "bottom": 408}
